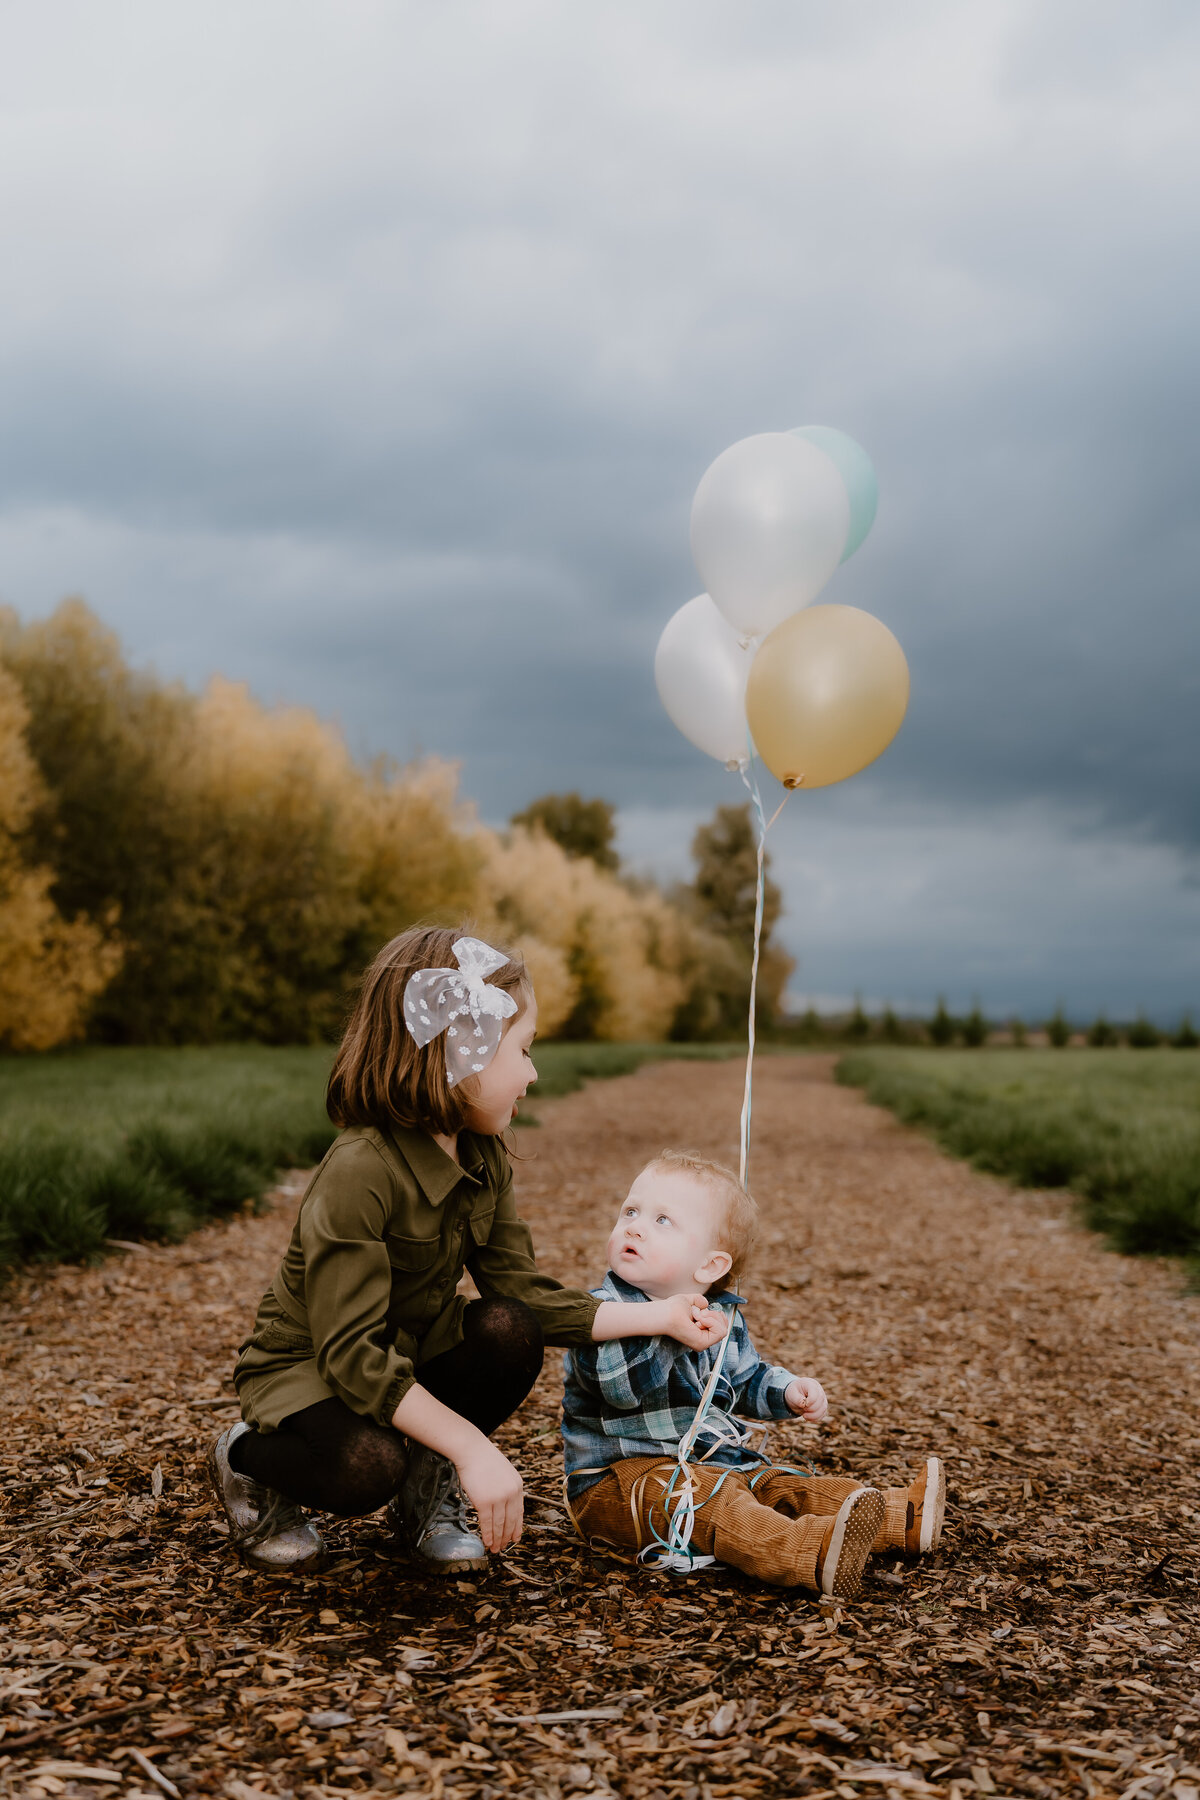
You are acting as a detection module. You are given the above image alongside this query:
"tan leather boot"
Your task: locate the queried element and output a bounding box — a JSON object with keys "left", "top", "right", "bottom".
{"left": 814, "top": 1486, "right": 886, "bottom": 1600}
{"left": 873, "top": 1456, "right": 945, "bottom": 1556}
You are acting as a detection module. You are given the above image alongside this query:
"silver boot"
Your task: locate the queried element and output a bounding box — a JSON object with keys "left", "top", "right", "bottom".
{"left": 207, "top": 1422, "right": 324, "bottom": 1573}
{"left": 389, "top": 1444, "right": 488, "bottom": 1575}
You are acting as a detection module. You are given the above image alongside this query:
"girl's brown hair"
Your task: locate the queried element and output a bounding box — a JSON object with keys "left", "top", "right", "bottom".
{"left": 326, "top": 924, "right": 531, "bottom": 1136}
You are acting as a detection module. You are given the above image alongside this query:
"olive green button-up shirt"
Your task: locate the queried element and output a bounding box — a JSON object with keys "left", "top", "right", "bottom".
{"left": 234, "top": 1124, "right": 601, "bottom": 1433}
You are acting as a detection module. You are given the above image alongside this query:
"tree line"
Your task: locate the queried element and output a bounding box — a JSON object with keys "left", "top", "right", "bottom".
{"left": 0, "top": 601, "right": 792, "bottom": 1051}
{"left": 794, "top": 998, "right": 1198, "bottom": 1048}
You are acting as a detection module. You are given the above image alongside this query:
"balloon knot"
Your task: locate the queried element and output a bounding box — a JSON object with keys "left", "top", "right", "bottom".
{"left": 782, "top": 773, "right": 806, "bottom": 789}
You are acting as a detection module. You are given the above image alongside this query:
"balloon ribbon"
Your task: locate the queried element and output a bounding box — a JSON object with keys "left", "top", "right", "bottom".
{"left": 640, "top": 751, "right": 790, "bottom": 1572}
{"left": 737, "top": 758, "right": 790, "bottom": 1189}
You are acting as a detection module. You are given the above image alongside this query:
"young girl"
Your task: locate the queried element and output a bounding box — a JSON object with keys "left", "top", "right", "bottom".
{"left": 208, "top": 925, "right": 727, "bottom": 1575}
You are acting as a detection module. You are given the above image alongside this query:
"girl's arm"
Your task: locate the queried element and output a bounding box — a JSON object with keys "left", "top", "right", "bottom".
{"left": 391, "top": 1384, "right": 523, "bottom": 1554}
{"left": 592, "top": 1293, "right": 727, "bottom": 1350}
{"left": 465, "top": 1153, "right": 603, "bottom": 1343}
{"left": 301, "top": 1140, "right": 420, "bottom": 1425}
{"left": 468, "top": 1151, "right": 725, "bottom": 1352}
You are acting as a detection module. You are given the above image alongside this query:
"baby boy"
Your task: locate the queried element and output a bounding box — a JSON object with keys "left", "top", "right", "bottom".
{"left": 562, "top": 1150, "right": 943, "bottom": 1599}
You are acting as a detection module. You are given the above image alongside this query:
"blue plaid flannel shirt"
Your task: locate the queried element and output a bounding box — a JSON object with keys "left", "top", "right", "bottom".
{"left": 561, "top": 1271, "right": 798, "bottom": 1499}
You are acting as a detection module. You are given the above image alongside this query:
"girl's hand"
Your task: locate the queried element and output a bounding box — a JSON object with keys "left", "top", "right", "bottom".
{"left": 653, "top": 1292, "right": 729, "bottom": 1351}
{"left": 455, "top": 1440, "right": 524, "bottom": 1553}
{"left": 785, "top": 1377, "right": 828, "bottom": 1422}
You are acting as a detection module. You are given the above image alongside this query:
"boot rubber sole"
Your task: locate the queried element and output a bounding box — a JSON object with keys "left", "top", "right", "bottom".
{"left": 821, "top": 1486, "right": 886, "bottom": 1602}
{"left": 917, "top": 1456, "right": 945, "bottom": 1554}
{"left": 410, "top": 1549, "right": 490, "bottom": 1576}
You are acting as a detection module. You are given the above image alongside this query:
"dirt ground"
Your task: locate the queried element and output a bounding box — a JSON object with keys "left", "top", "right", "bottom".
{"left": 2, "top": 1054, "right": 1199, "bottom": 1800}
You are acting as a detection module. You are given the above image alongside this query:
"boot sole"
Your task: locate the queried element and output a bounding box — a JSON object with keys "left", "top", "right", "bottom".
{"left": 241, "top": 1540, "right": 325, "bottom": 1574}
{"left": 822, "top": 1487, "right": 886, "bottom": 1602}
{"left": 390, "top": 1535, "right": 490, "bottom": 1576}
{"left": 412, "top": 1553, "right": 490, "bottom": 1577}
{"left": 917, "top": 1456, "right": 945, "bottom": 1554}
{"left": 204, "top": 1431, "right": 234, "bottom": 1525}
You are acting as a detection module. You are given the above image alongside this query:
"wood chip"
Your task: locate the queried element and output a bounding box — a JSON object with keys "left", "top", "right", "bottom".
{"left": 121, "top": 1746, "right": 181, "bottom": 1797}
{"left": 28, "top": 1766, "right": 122, "bottom": 1786}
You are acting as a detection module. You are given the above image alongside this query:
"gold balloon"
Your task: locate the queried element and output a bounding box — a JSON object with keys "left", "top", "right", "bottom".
{"left": 745, "top": 604, "right": 910, "bottom": 789}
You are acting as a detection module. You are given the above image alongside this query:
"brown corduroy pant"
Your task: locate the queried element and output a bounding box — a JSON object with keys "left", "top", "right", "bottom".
{"left": 569, "top": 1457, "right": 873, "bottom": 1591}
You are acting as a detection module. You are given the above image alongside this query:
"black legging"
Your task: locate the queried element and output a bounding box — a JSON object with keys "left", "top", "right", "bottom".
{"left": 228, "top": 1296, "right": 543, "bottom": 1516}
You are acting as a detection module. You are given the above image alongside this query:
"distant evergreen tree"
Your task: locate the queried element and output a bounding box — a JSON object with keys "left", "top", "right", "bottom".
{"left": 1087, "top": 1015, "right": 1118, "bottom": 1047}
{"left": 961, "top": 1003, "right": 988, "bottom": 1048}
{"left": 880, "top": 1005, "right": 904, "bottom": 1044}
{"left": 1127, "top": 1014, "right": 1161, "bottom": 1049}
{"left": 1172, "top": 1014, "right": 1199, "bottom": 1049}
{"left": 928, "top": 998, "right": 956, "bottom": 1046}
{"left": 1046, "top": 1007, "right": 1071, "bottom": 1048}
{"left": 845, "top": 997, "right": 871, "bottom": 1042}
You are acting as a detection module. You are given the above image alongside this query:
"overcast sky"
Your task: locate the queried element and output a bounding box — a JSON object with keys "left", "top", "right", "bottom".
{"left": 1, "top": 0, "right": 1197, "bottom": 1020}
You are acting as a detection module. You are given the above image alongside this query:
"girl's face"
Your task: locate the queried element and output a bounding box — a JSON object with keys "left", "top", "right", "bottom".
{"left": 460, "top": 994, "right": 538, "bottom": 1135}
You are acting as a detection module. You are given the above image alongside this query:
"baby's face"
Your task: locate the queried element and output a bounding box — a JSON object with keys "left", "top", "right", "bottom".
{"left": 606, "top": 1167, "right": 729, "bottom": 1299}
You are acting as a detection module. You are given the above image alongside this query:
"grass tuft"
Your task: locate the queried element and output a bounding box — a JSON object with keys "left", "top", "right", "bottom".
{"left": 0, "top": 1133, "right": 110, "bottom": 1265}
{"left": 837, "top": 1047, "right": 1200, "bottom": 1261}
{"left": 88, "top": 1158, "right": 198, "bottom": 1243}
{"left": 127, "top": 1122, "right": 271, "bottom": 1216}
{"left": 0, "top": 1045, "right": 339, "bottom": 1271}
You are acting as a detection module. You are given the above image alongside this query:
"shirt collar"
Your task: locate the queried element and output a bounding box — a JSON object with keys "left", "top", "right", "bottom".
{"left": 384, "top": 1123, "right": 486, "bottom": 1206}
{"left": 594, "top": 1271, "right": 745, "bottom": 1309}
{"left": 596, "top": 1270, "right": 649, "bottom": 1303}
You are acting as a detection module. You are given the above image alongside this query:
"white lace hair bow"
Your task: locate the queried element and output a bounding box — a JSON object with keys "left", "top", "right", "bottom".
{"left": 403, "top": 937, "right": 519, "bottom": 1087}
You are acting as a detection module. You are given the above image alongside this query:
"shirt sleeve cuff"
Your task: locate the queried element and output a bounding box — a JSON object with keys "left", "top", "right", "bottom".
{"left": 541, "top": 1293, "right": 603, "bottom": 1347}
{"left": 379, "top": 1369, "right": 417, "bottom": 1427}
{"left": 764, "top": 1368, "right": 797, "bottom": 1418}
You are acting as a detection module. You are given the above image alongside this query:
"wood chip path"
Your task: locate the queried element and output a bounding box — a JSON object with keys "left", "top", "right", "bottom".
{"left": 2, "top": 1054, "right": 1198, "bottom": 1799}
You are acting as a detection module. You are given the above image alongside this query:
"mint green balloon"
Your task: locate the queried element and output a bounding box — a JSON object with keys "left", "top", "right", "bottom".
{"left": 790, "top": 425, "right": 878, "bottom": 562}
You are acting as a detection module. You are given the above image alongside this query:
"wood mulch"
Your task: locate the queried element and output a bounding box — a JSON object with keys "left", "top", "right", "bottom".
{"left": 1, "top": 1054, "right": 1198, "bottom": 1800}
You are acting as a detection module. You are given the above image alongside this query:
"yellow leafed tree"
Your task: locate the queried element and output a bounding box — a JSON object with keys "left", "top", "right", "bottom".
{"left": 478, "top": 825, "right": 730, "bottom": 1042}
{"left": 179, "top": 679, "right": 481, "bottom": 1039}
{"left": 0, "top": 665, "right": 121, "bottom": 1050}
{"left": 0, "top": 606, "right": 481, "bottom": 1043}
{"left": 1, "top": 600, "right": 764, "bottom": 1046}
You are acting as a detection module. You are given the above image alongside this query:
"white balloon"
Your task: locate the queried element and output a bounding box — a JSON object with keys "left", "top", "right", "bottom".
{"left": 690, "top": 432, "right": 851, "bottom": 639}
{"left": 654, "top": 594, "right": 755, "bottom": 768}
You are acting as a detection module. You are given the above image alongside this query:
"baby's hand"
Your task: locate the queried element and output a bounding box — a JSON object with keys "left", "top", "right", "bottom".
{"left": 654, "top": 1292, "right": 729, "bottom": 1351}
{"left": 785, "top": 1377, "right": 828, "bottom": 1423}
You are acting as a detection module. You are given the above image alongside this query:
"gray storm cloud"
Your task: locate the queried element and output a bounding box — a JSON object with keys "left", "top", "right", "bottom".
{"left": 0, "top": 0, "right": 1196, "bottom": 1015}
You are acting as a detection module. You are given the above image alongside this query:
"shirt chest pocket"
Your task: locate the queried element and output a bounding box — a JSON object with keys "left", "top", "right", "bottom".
{"left": 468, "top": 1204, "right": 495, "bottom": 1248}
{"left": 384, "top": 1229, "right": 443, "bottom": 1276}
{"left": 254, "top": 1318, "right": 314, "bottom": 1357}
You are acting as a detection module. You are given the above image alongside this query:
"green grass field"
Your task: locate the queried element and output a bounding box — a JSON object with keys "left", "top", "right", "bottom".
{"left": 837, "top": 1047, "right": 1200, "bottom": 1265}
{"left": 0, "top": 1040, "right": 740, "bottom": 1270}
